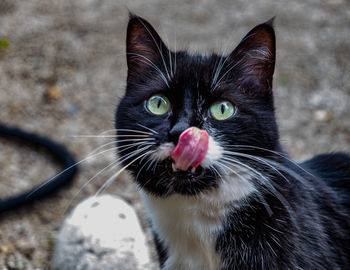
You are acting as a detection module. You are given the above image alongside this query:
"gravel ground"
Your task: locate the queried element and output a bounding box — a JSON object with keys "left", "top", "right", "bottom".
{"left": 0, "top": 0, "right": 349, "bottom": 269}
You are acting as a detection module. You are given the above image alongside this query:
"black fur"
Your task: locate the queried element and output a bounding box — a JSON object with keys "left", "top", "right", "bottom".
{"left": 302, "top": 153, "right": 350, "bottom": 197}
{"left": 216, "top": 158, "right": 350, "bottom": 269}
{"left": 115, "top": 15, "right": 350, "bottom": 269}
{"left": 152, "top": 228, "right": 168, "bottom": 267}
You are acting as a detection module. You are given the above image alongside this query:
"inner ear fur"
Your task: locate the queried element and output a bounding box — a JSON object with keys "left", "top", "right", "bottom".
{"left": 126, "top": 14, "right": 169, "bottom": 73}
{"left": 228, "top": 20, "right": 276, "bottom": 92}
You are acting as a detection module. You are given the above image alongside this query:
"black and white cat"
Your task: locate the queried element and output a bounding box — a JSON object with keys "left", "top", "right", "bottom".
{"left": 115, "top": 14, "right": 350, "bottom": 270}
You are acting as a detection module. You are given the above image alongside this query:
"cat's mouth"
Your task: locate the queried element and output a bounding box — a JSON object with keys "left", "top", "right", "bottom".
{"left": 164, "top": 127, "right": 209, "bottom": 182}
{"left": 170, "top": 127, "right": 209, "bottom": 171}
{"left": 136, "top": 127, "right": 216, "bottom": 195}
{"left": 164, "top": 158, "right": 205, "bottom": 180}
{"left": 173, "top": 164, "right": 204, "bottom": 178}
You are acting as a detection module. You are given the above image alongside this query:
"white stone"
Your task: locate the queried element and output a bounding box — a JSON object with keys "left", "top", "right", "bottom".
{"left": 51, "top": 195, "right": 155, "bottom": 270}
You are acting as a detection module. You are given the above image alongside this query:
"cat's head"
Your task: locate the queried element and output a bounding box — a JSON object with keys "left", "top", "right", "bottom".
{"left": 115, "top": 14, "right": 279, "bottom": 197}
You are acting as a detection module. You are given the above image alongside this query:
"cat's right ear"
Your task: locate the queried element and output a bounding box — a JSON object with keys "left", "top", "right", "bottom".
{"left": 228, "top": 19, "right": 276, "bottom": 94}
{"left": 126, "top": 14, "right": 168, "bottom": 76}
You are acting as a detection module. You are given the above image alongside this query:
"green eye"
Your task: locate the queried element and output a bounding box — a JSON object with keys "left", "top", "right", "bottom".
{"left": 146, "top": 94, "right": 170, "bottom": 115}
{"left": 210, "top": 101, "right": 235, "bottom": 120}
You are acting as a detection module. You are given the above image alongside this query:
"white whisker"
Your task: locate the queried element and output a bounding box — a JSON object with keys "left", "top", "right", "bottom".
{"left": 137, "top": 123, "right": 158, "bottom": 134}
{"left": 222, "top": 145, "right": 315, "bottom": 192}
{"left": 218, "top": 159, "right": 273, "bottom": 215}
{"left": 162, "top": 29, "right": 173, "bottom": 77}
{"left": 63, "top": 158, "right": 120, "bottom": 214}
{"left": 95, "top": 149, "right": 157, "bottom": 196}
{"left": 221, "top": 155, "right": 297, "bottom": 224}
{"left": 127, "top": 52, "right": 170, "bottom": 87}
{"left": 71, "top": 135, "right": 151, "bottom": 138}
{"left": 136, "top": 158, "right": 153, "bottom": 181}
{"left": 105, "top": 138, "right": 155, "bottom": 144}
{"left": 65, "top": 144, "right": 154, "bottom": 212}
{"left": 115, "top": 129, "right": 153, "bottom": 135}
{"left": 212, "top": 59, "right": 243, "bottom": 91}
{"left": 26, "top": 139, "right": 154, "bottom": 198}
{"left": 174, "top": 29, "right": 177, "bottom": 75}
{"left": 75, "top": 128, "right": 153, "bottom": 136}
{"left": 209, "top": 163, "right": 224, "bottom": 181}
{"left": 211, "top": 55, "right": 225, "bottom": 88}
{"left": 137, "top": 18, "right": 171, "bottom": 81}
{"left": 223, "top": 150, "right": 290, "bottom": 184}
{"left": 211, "top": 42, "right": 233, "bottom": 88}
{"left": 225, "top": 144, "right": 314, "bottom": 178}
{"left": 146, "top": 158, "right": 157, "bottom": 172}
{"left": 221, "top": 157, "right": 269, "bottom": 183}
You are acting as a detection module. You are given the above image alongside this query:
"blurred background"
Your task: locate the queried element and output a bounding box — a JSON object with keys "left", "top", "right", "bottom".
{"left": 0, "top": 0, "right": 349, "bottom": 268}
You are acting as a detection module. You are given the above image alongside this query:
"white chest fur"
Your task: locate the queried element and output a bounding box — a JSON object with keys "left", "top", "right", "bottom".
{"left": 143, "top": 136, "right": 256, "bottom": 269}
{"left": 141, "top": 192, "right": 222, "bottom": 270}
{"left": 140, "top": 174, "right": 255, "bottom": 270}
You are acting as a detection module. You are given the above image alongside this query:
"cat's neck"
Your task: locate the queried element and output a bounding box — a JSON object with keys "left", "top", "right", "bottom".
{"left": 140, "top": 170, "right": 256, "bottom": 270}
{"left": 141, "top": 192, "right": 223, "bottom": 270}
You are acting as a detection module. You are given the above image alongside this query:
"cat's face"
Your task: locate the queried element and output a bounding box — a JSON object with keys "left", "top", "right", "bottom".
{"left": 115, "top": 15, "right": 279, "bottom": 197}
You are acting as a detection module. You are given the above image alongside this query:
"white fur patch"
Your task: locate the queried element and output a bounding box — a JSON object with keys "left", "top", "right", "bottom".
{"left": 140, "top": 191, "right": 222, "bottom": 270}
{"left": 201, "top": 135, "right": 223, "bottom": 168}
{"left": 150, "top": 135, "right": 222, "bottom": 167}
{"left": 141, "top": 135, "right": 256, "bottom": 269}
{"left": 141, "top": 172, "right": 255, "bottom": 270}
{"left": 151, "top": 142, "right": 175, "bottom": 161}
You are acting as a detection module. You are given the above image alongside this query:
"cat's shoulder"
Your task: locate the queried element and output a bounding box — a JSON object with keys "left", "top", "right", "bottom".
{"left": 301, "top": 152, "right": 350, "bottom": 199}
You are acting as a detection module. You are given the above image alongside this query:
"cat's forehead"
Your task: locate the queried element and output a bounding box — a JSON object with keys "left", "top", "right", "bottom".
{"left": 176, "top": 53, "right": 217, "bottom": 73}
{"left": 172, "top": 53, "right": 218, "bottom": 89}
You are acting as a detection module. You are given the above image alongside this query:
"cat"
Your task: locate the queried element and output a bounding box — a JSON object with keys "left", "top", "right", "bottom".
{"left": 115, "top": 14, "right": 350, "bottom": 270}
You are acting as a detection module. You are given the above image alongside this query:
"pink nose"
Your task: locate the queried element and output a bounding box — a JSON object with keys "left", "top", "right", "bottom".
{"left": 170, "top": 127, "right": 209, "bottom": 171}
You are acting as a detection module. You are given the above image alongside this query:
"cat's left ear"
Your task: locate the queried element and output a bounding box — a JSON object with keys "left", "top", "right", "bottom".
{"left": 229, "top": 19, "right": 276, "bottom": 93}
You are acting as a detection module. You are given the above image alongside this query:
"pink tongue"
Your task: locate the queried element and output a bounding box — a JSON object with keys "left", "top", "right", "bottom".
{"left": 171, "top": 127, "right": 209, "bottom": 171}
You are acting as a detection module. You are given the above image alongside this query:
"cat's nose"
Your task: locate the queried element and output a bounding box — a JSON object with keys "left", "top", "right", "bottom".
{"left": 169, "top": 121, "right": 189, "bottom": 144}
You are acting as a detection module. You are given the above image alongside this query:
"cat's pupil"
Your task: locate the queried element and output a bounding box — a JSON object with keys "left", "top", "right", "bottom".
{"left": 157, "top": 99, "right": 161, "bottom": 108}
{"left": 221, "top": 104, "right": 225, "bottom": 114}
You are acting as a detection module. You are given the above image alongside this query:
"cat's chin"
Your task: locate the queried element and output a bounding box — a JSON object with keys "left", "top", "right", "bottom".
{"left": 163, "top": 157, "right": 203, "bottom": 177}
{"left": 160, "top": 158, "right": 216, "bottom": 195}
{"left": 168, "top": 162, "right": 205, "bottom": 181}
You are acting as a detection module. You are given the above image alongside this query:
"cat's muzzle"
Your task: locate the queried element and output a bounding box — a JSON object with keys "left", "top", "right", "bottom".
{"left": 165, "top": 157, "right": 205, "bottom": 180}
{"left": 170, "top": 127, "right": 209, "bottom": 171}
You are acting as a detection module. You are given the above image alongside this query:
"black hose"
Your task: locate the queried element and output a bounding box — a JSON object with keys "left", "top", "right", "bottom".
{"left": 0, "top": 124, "right": 78, "bottom": 213}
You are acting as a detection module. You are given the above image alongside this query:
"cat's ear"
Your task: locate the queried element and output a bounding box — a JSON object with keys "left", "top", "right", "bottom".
{"left": 229, "top": 19, "right": 275, "bottom": 93}
{"left": 126, "top": 14, "right": 169, "bottom": 76}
